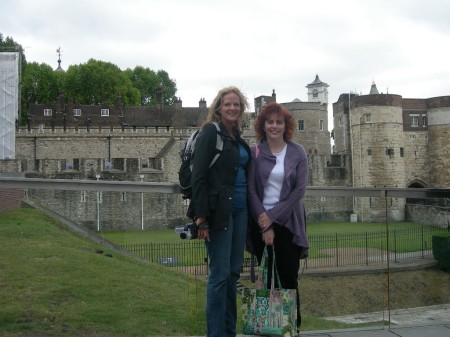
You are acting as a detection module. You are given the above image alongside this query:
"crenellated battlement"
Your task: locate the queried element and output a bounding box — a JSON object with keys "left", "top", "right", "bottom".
{"left": 18, "top": 126, "right": 193, "bottom": 137}
{"left": 16, "top": 126, "right": 258, "bottom": 138}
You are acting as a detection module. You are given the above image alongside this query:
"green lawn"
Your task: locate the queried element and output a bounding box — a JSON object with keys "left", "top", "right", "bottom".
{"left": 101, "top": 221, "right": 434, "bottom": 243}
{"left": 102, "top": 221, "right": 446, "bottom": 261}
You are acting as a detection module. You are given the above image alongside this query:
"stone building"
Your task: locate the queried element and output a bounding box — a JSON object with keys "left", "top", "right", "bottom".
{"left": 333, "top": 83, "right": 450, "bottom": 221}
{"left": 1, "top": 76, "right": 449, "bottom": 229}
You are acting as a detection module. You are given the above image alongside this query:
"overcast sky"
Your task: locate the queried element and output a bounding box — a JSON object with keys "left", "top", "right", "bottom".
{"left": 2, "top": 0, "right": 450, "bottom": 123}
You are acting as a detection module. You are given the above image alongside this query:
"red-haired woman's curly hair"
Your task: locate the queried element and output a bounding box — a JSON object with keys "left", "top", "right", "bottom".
{"left": 254, "top": 102, "right": 295, "bottom": 141}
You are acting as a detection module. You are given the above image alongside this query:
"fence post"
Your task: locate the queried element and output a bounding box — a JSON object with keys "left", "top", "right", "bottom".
{"left": 335, "top": 233, "right": 339, "bottom": 267}
{"left": 365, "top": 232, "right": 368, "bottom": 265}
{"left": 421, "top": 225, "right": 424, "bottom": 259}
{"left": 394, "top": 229, "right": 397, "bottom": 263}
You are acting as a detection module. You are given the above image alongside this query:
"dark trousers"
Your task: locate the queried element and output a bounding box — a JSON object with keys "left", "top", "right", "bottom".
{"left": 261, "top": 224, "right": 301, "bottom": 289}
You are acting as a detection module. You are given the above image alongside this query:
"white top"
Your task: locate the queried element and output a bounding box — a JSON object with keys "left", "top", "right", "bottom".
{"left": 263, "top": 144, "right": 286, "bottom": 210}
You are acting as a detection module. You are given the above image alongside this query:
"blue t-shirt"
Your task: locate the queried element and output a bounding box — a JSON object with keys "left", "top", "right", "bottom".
{"left": 232, "top": 143, "right": 249, "bottom": 209}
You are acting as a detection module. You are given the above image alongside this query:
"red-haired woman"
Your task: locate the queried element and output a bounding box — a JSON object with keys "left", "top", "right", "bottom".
{"left": 248, "top": 102, "right": 309, "bottom": 325}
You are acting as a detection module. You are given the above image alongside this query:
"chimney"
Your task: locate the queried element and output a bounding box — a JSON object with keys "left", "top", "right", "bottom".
{"left": 199, "top": 97, "right": 207, "bottom": 109}
{"left": 156, "top": 87, "right": 164, "bottom": 111}
{"left": 175, "top": 97, "right": 182, "bottom": 109}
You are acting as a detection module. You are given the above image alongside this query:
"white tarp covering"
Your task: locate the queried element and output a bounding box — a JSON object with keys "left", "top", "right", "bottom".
{"left": 0, "top": 52, "right": 19, "bottom": 159}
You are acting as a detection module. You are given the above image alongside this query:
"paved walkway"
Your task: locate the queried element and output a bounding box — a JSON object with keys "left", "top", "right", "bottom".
{"left": 233, "top": 304, "right": 450, "bottom": 336}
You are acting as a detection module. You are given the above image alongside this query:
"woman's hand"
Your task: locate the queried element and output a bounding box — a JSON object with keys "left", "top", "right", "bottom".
{"left": 197, "top": 228, "right": 209, "bottom": 241}
{"left": 196, "top": 217, "right": 209, "bottom": 241}
{"left": 258, "top": 212, "right": 273, "bottom": 230}
{"left": 262, "top": 228, "right": 274, "bottom": 246}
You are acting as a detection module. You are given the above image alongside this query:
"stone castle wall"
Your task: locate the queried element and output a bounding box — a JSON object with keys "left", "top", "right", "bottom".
{"left": 1, "top": 125, "right": 352, "bottom": 229}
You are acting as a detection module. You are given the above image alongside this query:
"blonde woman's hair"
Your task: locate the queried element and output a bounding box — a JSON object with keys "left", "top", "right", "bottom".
{"left": 202, "top": 86, "right": 249, "bottom": 132}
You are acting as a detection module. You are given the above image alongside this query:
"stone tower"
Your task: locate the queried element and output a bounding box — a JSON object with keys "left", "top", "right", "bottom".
{"left": 427, "top": 96, "right": 450, "bottom": 188}
{"left": 350, "top": 92, "right": 406, "bottom": 221}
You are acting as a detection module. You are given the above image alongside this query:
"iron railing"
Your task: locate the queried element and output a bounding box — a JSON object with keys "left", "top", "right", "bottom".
{"left": 119, "top": 226, "right": 447, "bottom": 274}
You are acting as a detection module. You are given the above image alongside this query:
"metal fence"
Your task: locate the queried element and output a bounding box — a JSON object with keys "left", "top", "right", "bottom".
{"left": 119, "top": 225, "right": 448, "bottom": 274}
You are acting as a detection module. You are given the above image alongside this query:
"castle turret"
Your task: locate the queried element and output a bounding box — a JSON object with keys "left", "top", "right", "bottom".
{"left": 350, "top": 93, "right": 406, "bottom": 221}
{"left": 306, "top": 74, "right": 329, "bottom": 105}
{"left": 369, "top": 81, "right": 379, "bottom": 95}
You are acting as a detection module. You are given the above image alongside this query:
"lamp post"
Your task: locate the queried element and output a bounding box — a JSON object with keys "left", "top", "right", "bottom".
{"left": 140, "top": 175, "right": 144, "bottom": 230}
{"left": 96, "top": 174, "right": 100, "bottom": 231}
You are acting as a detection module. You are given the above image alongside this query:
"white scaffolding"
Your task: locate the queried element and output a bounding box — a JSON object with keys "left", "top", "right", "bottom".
{"left": 0, "top": 52, "right": 19, "bottom": 159}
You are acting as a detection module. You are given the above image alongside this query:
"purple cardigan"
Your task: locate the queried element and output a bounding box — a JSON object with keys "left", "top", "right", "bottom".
{"left": 248, "top": 140, "right": 309, "bottom": 251}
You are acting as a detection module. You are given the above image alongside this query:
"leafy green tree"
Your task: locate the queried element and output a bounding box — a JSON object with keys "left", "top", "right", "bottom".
{"left": 21, "top": 62, "right": 61, "bottom": 110}
{"left": 125, "top": 66, "right": 158, "bottom": 106}
{"left": 156, "top": 69, "right": 177, "bottom": 106}
{"left": 63, "top": 59, "right": 140, "bottom": 106}
{"left": 125, "top": 66, "right": 177, "bottom": 106}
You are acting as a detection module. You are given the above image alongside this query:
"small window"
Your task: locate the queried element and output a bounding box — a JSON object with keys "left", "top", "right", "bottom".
{"left": 73, "top": 108, "right": 81, "bottom": 116}
{"left": 312, "top": 89, "right": 318, "bottom": 98}
{"left": 101, "top": 109, "right": 109, "bottom": 116}
{"left": 400, "top": 147, "right": 404, "bottom": 157}
{"left": 44, "top": 108, "right": 52, "bottom": 116}
{"left": 386, "top": 148, "right": 394, "bottom": 157}
{"left": 319, "top": 119, "right": 324, "bottom": 131}
{"left": 364, "top": 113, "right": 371, "bottom": 123}
{"left": 149, "top": 158, "right": 162, "bottom": 170}
{"left": 121, "top": 192, "right": 127, "bottom": 202}
{"left": 81, "top": 191, "right": 87, "bottom": 203}
{"left": 298, "top": 120, "right": 304, "bottom": 131}
{"left": 422, "top": 116, "right": 427, "bottom": 127}
{"left": 367, "top": 149, "right": 372, "bottom": 156}
{"left": 411, "top": 116, "right": 419, "bottom": 127}
{"left": 339, "top": 117, "right": 343, "bottom": 127}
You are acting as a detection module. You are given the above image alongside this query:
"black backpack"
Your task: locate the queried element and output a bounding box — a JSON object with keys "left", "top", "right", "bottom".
{"left": 178, "top": 122, "right": 223, "bottom": 199}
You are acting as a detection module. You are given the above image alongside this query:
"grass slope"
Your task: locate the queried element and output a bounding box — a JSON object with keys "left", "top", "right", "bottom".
{"left": 0, "top": 208, "right": 206, "bottom": 337}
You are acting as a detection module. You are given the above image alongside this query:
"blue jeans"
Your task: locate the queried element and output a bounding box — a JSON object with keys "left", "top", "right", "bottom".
{"left": 205, "top": 207, "right": 248, "bottom": 337}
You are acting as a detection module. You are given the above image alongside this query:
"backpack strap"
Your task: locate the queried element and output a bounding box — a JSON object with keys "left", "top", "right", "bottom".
{"left": 209, "top": 122, "right": 223, "bottom": 168}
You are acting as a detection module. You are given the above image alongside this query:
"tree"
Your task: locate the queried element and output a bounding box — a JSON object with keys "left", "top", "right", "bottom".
{"left": 21, "top": 62, "right": 61, "bottom": 113}
{"left": 63, "top": 59, "right": 140, "bottom": 106}
{"left": 156, "top": 69, "right": 177, "bottom": 106}
{"left": 125, "top": 67, "right": 177, "bottom": 106}
{"left": 124, "top": 66, "right": 158, "bottom": 106}
{"left": 22, "top": 62, "right": 61, "bottom": 104}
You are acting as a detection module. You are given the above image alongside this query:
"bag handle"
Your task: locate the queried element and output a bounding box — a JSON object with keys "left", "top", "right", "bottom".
{"left": 260, "top": 246, "right": 281, "bottom": 289}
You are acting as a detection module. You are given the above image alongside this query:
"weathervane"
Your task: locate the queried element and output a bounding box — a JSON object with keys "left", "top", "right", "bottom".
{"left": 56, "top": 46, "right": 63, "bottom": 71}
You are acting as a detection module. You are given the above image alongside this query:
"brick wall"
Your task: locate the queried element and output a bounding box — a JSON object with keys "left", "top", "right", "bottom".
{"left": 0, "top": 189, "right": 25, "bottom": 212}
